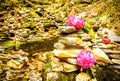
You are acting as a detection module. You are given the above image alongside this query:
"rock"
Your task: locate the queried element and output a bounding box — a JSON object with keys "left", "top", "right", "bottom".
{"left": 54, "top": 49, "right": 81, "bottom": 58}
{"left": 112, "top": 65, "right": 120, "bottom": 69}
{"left": 54, "top": 36, "right": 86, "bottom": 49}
{"left": 0, "top": 46, "right": 5, "bottom": 52}
{"left": 109, "top": 54, "right": 120, "bottom": 59}
{"left": 58, "top": 26, "right": 77, "bottom": 34}
{"left": 47, "top": 72, "right": 58, "bottom": 81}
{"left": 58, "top": 37, "right": 83, "bottom": 46}
{"left": 62, "top": 62, "right": 79, "bottom": 72}
{"left": 61, "top": 58, "right": 77, "bottom": 65}
{"left": 54, "top": 43, "right": 65, "bottom": 49}
{"left": 97, "top": 44, "right": 118, "bottom": 49}
{"left": 92, "top": 48, "right": 112, "bottom": 65}
{"left": 51, "top": 57, "right": 79, "bottom": 72}
{"left": 103, "top": 50, "right": 120, "bottom": 54}
{"left": 28, "top": 70, "right": 42, "bottom": 81}
{"left": 76, "top": 73, "right": 91, "bottom": 81}
{"left": 6, "top": 71, "right": 14, "bottom": 80}
{"left": 54, "top": 42, "right": 84, "bottom": 50}
{"left": 76, "top": 73, "right": 97, "bottom": 81}
{"left": 111, "top": 59, "right": 120, "bottom": 64}
{"left": 7, "top": 59, "right": 24, "bottom": 69}
{"left": 101, "top": 28, "right": 120, "bottom": 42}
{"left": 51, "top": 57, "right": 63, "bottom": 72}
{"left": 19, "top": 36, "right": 59, "bottom": 54}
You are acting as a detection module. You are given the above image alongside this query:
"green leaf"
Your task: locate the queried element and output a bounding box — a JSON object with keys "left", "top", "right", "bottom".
{"left": 86, "top": 68, "right": 94, "bottom": 79}
{"left": 82, "top": 25, "right": 90, "bottom": 33}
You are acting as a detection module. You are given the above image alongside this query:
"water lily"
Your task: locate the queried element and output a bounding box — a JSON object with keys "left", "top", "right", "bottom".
{"left": 67, "top": 16, "right": 85, "bottom": 30}
{"left": 77, "top": 50, "right": 96, "bottom": 69}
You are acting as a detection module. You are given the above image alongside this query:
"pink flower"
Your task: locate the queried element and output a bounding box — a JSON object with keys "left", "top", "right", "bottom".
{"left": 77, "top": 50, "right": 96, "bottom": 69}
{"left": 67, "top": 16, "right": 85, "bottom": 30}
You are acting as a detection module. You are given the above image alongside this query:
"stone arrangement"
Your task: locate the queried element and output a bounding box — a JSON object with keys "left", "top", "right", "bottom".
{"left": 0, "top": 0, "right": 120, "bottom": 81}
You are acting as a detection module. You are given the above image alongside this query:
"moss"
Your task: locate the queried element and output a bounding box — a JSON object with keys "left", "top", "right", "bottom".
{"left": 57, "top": 71, "right": 79, "bottom": 81}
{"left": 0, "top": 41, "right": 15, "bottom": 49}
{"left": 19, "top": 37, "right": 59, "bottom": 54}
{"left": 0, "top": 36, "right": 59, "bottom": 54}
{"left": 95, "top": 66, "right": 120, "bottom": 81}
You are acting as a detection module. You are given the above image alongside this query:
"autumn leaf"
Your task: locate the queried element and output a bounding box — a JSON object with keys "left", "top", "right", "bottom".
{"left": 89, "top": 28, "right": 95, "bottom": 39}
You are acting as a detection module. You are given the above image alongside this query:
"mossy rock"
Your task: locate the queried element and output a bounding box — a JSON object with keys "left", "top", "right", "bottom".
{"left": 20, "top": 37, "right": 58, "bottom": 54}
{"left": 0, "top": 36, "right": 59, "bottom": 54}
{"left": 95, "top": 66, "right": 120, "bottom": 81}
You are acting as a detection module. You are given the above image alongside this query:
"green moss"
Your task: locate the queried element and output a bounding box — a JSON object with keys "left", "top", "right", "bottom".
{"left": 0, "top": 41, "right": 15, "bottom": 49}
{"left": 0, "top": 36, "right": 59, "bottom": 54}
{"left": 19, "top": 37, "right": 59, "bottom": 54}
{"left": 57, "top": 71, "right": 79, "bottom": 81}
{"left": 95, "top": 66, "right": 120, "bottom": 81}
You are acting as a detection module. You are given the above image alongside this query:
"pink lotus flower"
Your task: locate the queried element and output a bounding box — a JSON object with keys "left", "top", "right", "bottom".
{"left": 67, "top": 16, "right": 85, "bottom": 30}
{"left": 77, "top": 50, "right": 96, "bottom": 69}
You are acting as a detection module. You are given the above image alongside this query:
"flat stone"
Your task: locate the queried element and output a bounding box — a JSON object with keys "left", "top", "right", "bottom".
{"left": 54, "top": 43, "right": 65, "bottom": 49}
{"left": 92, "top": 48, "right": 112, "bottom": 65}
{"left": 51, "top": 57, "right": 63, "bottom": 72}
{"left": 53, "top": 49, "right": 81, "bottom": 58}
{"left": 61, "top": 58, "right": 77, "bottom": 65}
{"left": 76, "top": 73, "right": 91, "bottom": 81}
{"left": 62, "top": 62, "right": 79, "bottom": 72}
{"left": 109, "top": 54, "right": 120, "bottom": 59}
{"left": 112, "top": 65, "right": 120, "bottom": 69}
{"left": 58, "top": 26, "right": 77, "bottom": 34}
{"left": 103, "top": 50, "right": 120, "bottom": 54}
{"left": 58, "top": 37, "right": 83, "bottom": 46}
{"left": 47, "top": 72, "right": 58, "bottom": 81}
{"left": 97, "top": 44, "right": 118, "bottom": 49}
{"left": 111, "top": 59, "right": 120, "bottom": 64}
{"left": 51, "top": 57, "right": 79, "bottom": 72}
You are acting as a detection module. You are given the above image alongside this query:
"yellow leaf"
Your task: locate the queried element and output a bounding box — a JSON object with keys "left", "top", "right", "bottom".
{"left": 89, "top": 28, "right": 95, "bottom": 39}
